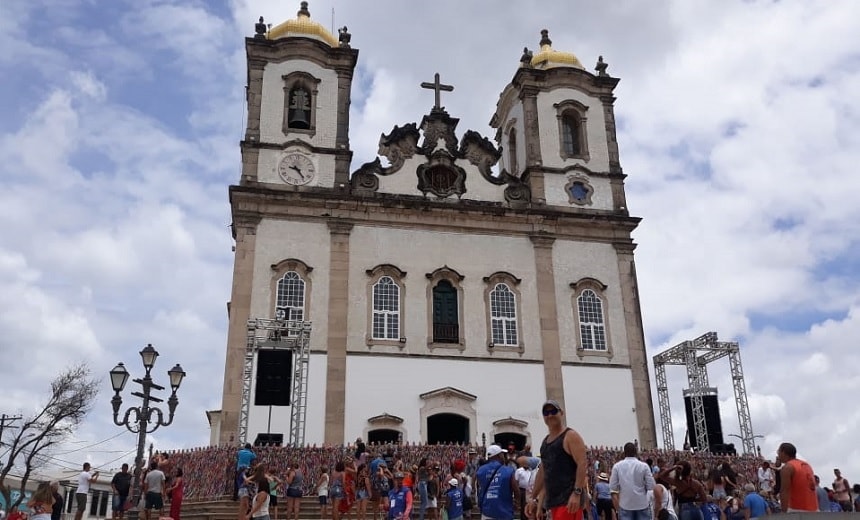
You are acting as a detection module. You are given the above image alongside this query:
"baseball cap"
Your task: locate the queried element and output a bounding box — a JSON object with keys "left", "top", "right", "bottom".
{"left": 486, "top": 444, "right": 507, "bottom": 458}
{"left": 449, "top": 478, "right": 458, "bottom": 486}
{"left": 542, "top": 399, "right": 563, "bottom": 411}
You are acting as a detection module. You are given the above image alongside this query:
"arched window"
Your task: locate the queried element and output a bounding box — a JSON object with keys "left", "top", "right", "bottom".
{"left": 577, "top": 289, "right": 606, "bottom": 351}
{"left": 562, "top": 112, "right": 581, "bottom": 156}
{"left": 489, "top": 283, "right": 518, "bottom": 346}
{"left": 282, "top": 72, "right": 320, "bottom": 136}
{"left": 276, "top": 271, "right": 306, "bottom": 321}
{"left": 372, "top": 276, "right": 400, "bottom": 340}
{"left": 508, "top": 128, "right": 519, "bottom": 175}
{"left": 432, "top": 280, "right": 459, "bottom": 344}
{"left": 483, "top": 271, "right": 523, "bottom": 351}
{"left": 555, "top": 100, "right": 590, "bottom": 161}
{"left": 366, "top": 264, "right": 406, "bottom": 346}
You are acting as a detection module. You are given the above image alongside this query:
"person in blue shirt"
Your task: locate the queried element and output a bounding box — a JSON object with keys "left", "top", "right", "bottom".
{"left": 476, "top": 445, "right": 519, "bottom": 520}
{"left": 388, "top": 473, "right": 413, "bottom": 520}
{"left": 444, "top": 478, "right": 464, "bottom": 520}
{"left": 741, "top": 484, "right": 768, "bottom": 519}
{"left": 699, "top": 496, "right": 720, "bottom": 520}
{"left": 722, "top": 497, "right": 744, "bottom": 520}
{"left": 235, "top": 444, "right": 257, "bottom": 501}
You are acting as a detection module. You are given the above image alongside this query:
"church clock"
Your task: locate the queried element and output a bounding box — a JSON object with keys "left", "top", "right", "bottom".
{"left": 277, "top": 152, "right": 316, "bottom": 185}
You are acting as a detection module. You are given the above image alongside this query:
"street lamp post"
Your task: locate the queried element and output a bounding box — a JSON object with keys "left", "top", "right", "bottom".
{"left": 110, "top": 344, "right": 186, "bottom": 520}
{"left": 727, "top": 433, "right": 764, "bottom": 455}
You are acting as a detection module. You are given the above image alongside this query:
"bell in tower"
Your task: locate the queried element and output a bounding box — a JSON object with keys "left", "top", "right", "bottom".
{"left": 287, "top": 87, "right": 311, "bottom": 129}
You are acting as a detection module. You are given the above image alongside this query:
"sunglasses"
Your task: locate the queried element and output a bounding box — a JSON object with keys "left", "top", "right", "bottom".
{"left": 542, "top": 408, "right": 560, "bottom": 416}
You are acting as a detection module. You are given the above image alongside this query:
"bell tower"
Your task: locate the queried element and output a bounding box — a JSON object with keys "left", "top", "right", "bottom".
{"left": 242, "top": 2, "right": 358, "bottom": 189}
{"left": 491, "top": 30, "right": 627, "bottom": 212}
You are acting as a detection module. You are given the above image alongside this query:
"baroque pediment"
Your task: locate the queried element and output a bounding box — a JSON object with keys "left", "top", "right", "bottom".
{"left": 419, "top": 386, "right": 477, "bottom": 402}
{"left": 350, "top": 108, "right": 530, "bottom": 203}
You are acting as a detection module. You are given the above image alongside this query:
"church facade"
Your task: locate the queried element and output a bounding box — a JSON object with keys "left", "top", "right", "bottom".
{"left": 213, "top": 2, "right": 657, "bottom": 449}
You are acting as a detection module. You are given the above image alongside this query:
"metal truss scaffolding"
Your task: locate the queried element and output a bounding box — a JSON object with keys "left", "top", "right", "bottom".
{"left": 239, "top": 318, "right": 312, "bottom": 447}
{"left": 653, "top": 332, "right": 756, "bottom": 454}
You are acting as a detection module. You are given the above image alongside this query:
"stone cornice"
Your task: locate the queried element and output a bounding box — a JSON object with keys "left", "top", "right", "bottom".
{"left": 229, "top": 184, "right": 640, "bottom": 245}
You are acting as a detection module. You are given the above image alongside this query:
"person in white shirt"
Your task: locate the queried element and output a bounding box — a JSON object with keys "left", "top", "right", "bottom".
{"left": 756, "top": 462, "right": 774, "bottom": 494}
{"left": 75, "top": 462, "right": 99, "bottom": 520}
{"left": 647, "top": 483, "right": 676, "bottom": 520}
{"left": 609, "top": 443, "right": 655, "bottom": 520}
{"left": 514, "top": 459, "right": 532, "bottom": 520}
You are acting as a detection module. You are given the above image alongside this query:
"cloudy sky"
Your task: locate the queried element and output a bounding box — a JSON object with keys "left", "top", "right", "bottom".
{"left": 1, "top": 0, "right": 859, "bottom": 481}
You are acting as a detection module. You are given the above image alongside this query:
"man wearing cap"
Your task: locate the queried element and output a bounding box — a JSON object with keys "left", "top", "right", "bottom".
{"left": 477, "top": 444, "right": 519, "bottom": 520}
{"left": 388, "top": 472, "right": 413, "bottom": 520}
{"left": 594, "top": 472, "right": 615, "bottom": 520}
{"left": 444, "top": 478, "right": 464, "bottom": 520}
{"left": 526, "top": 400, "right": 589, "bottom": 520}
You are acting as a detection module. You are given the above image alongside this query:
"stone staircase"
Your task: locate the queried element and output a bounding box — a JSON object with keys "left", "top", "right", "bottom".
{"left": 181, "top": 496, "right": 364, "bottom": 520}
{"left": 181, "top": 496, "right": 479, "bottom": 520}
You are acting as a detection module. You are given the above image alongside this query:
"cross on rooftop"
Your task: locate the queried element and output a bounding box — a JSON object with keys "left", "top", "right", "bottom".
{"left": 420, "top": 72, "right": 454, "bottom": 112}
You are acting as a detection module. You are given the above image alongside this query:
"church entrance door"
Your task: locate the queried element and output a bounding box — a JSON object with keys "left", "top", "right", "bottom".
{"left": 427, "top": 413, "right": 469, "bottom": 444}
{"left": 493, "top": 432, "right": 527, "bottom": 451}
{"left": 368, "top": 428, "right": 401, "bottom": 444}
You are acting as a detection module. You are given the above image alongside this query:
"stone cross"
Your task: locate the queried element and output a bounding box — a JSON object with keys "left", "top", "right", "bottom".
{"left": 420, "top": 73, "right": 454, "bottom": 111}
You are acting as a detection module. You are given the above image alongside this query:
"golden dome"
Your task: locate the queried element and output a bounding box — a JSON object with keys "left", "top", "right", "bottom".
{"left": 267, "top": 2, "right": 339, "bottom": 47}
{"left": 529, "top": 29, "right": 583, "bottom": 70}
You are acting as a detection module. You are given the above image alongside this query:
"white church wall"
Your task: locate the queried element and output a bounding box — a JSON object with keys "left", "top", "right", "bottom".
{"left": 536, "top": 88, "right": 610, "bottom": 172}
{"left": 343, "top": 355, "right": 547, "bottom": 444}
{"left": 551, "top": 240, "right": 630, "bottom": 365}
{"left": 251, "top": 218, "right": 332, "bottom": 352}
{"left": 245, "top": 351, "right": 329, "bottom": 445}
{"left": 560, "top": 364, "right": 639, "bottom": 446}
{"left": 345, "top": 226, "right": 543, "bottom": 360}
{"left": 260, "top": 59, "right": 339, "bottom": 147}
{"left": 256, "top": 147, "right": 339, "bottom": 188}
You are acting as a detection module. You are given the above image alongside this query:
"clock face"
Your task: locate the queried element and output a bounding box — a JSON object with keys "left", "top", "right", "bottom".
{"left": 277, "top": 153, "right": 315, "bottom": 185}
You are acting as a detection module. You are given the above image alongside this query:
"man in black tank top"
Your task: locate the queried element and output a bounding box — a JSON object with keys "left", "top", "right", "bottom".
{"left": 525, "top": 400, "right": 589, "bottom": 520}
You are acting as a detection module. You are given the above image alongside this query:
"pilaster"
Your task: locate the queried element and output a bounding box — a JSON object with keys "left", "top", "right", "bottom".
{"left": 529, "top": 233, "right": 565, "bottom": 409}
{"left": 613, "top": 242, "right": 657, "bottom": 447}
{"left": 324, "top": 219, "right": 353, "bottom": 444}
{"left": 218, "top": 214, "right": 261, "bottom": 445}
{"left": 245, "top": 59, "right": 266, "bottom": 142}
{"left": 521, "top": 88, "right": 546, "bottom": 204}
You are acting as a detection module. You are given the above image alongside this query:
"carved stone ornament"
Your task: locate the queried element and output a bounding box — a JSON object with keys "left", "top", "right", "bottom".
{"left": 416, "top": 152, "right": 467, "bottom": 198}
{"left": 350, "top": 123, "right": 420, "bottom": 192}
{"left": 504, "top": 176, "right": 532, "bottom": 203}
{"left": 460, "top": 130, "right": 503, "bottom": 184}
{"left": 419, "top": 111, "right": 460, "bottom": 157}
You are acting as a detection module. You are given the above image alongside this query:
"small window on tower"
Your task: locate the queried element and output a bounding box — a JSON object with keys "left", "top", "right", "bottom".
{"left": 562, "top": 113, "right": 581, "bottom": 156}
{"left": 564, "top": 176, "right": 594, "bottom": 206}
{"left": 554, "top": 100, "right": 590, "bottom": 161}
{"left": 508, "top": 128, "right": 519, "bottom": 175}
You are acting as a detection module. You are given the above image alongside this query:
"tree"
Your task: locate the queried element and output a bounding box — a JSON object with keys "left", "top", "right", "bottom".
{"left": 0, "top": 363, "right": 99, "bottom": 511}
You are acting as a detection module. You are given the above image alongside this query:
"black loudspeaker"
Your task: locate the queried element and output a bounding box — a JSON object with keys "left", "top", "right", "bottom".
{"left": 254, "top": 433, "right": 284, "bottom": 447}
{"left": 254, "top": 350, "right": 292, "bottom": 406}
{"left": 683, "top": 393, "right": 724, "bottom": 450}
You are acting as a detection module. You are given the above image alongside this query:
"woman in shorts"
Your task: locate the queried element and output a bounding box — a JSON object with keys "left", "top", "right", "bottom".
{"left": 355, "top": 463, "right": 371, "bottom": 520}
{"left": 317, "top": 468, "right": 330, "bottom": 518}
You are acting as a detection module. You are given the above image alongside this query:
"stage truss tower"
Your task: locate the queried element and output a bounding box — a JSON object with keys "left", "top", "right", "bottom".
{"left": 239, "top": 318, "right": 312, "bottom": 446}
{"left": 653, "top": 332, "right": 756, "bottom": 454}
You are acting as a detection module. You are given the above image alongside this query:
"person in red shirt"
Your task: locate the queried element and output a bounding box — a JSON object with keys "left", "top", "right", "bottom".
{"left": 777, "top": 442, "right": 818, "bottom": 512}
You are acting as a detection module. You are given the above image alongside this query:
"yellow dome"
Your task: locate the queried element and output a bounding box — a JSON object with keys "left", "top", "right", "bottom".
{"left": 267, "top": 2, "right": 339, "bottom": 47}
{"left": 529, "top": 29, "right": 583, "bottom": 70}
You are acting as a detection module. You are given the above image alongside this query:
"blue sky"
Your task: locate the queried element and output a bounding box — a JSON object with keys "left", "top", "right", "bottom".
{"left": 1, "top": 0, "right": 860, "bottom": 481}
